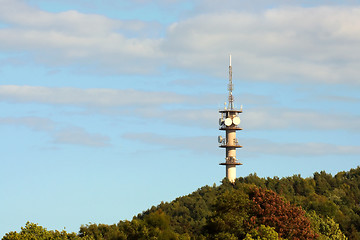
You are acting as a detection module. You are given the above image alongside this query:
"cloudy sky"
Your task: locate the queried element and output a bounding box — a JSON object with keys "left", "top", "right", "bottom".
{"left": 1, "top": 0, "right": 359, "bottom": 236}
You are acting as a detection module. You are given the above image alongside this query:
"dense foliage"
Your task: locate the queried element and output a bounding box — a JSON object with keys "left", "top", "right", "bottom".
{"left": 236, "top": 167, "right": 360, "bottom": 238}
{"left": 206, "top": 186, "right": 317, "bottom": 239}
{"left": 4, "top": 166, "right": 360, "bottom": 239}
{"left": 2, "top": 222, "right": 94, "bottom": 240}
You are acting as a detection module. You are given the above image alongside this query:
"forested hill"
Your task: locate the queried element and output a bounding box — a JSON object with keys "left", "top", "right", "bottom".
{"left": 3, "top": 167, "right": 360, "bottom": 240}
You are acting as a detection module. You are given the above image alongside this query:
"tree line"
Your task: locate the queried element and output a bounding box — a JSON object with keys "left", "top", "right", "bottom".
{"left": 3, "top": 166, "right": 360, "bottom": 239}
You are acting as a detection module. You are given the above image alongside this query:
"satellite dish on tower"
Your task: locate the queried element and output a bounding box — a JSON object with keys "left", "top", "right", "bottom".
{"left": 225, "top": 118, "right": 232, "bottom": 126}
{"left": 233, "top": 116, "right": 241, "bottom": 125}
{"left": 218, "top": 136, "right": 223, "bottom": 143}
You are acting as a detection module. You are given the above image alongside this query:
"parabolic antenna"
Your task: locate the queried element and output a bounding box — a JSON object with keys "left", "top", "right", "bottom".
{"left": 225, "top": 118, "right": 232, "bottom": 126}
{"left": 218, "top": 136, "right": 223, "bottom": 143}
{"left": 233, "top": 116, "right": 241, "bottom": 125}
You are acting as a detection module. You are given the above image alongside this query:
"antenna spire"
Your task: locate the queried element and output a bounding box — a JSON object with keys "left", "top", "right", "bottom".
{"left": 228, "top": 54, "right": 234, "bottom": 109}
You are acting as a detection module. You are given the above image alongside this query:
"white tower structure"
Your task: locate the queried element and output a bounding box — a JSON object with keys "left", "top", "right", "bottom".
{"left": 218, "top": 55, "right": 243, "bottom": 183}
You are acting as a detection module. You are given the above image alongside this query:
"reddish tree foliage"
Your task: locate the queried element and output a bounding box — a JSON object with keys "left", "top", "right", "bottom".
{"left": 246, "top": 187, "right": 318, "bottom": 240}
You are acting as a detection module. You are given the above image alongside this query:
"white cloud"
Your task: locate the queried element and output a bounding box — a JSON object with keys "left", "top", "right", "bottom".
{"left": 145, "top": 106, "right": 360, "bottom": 132}
{"left": 0, "top": 85, "right": 189, "bottom": 107}
{"left": 122, "top": 132, "right": 360, "bottom": 157}
{"left": 0, "top": 116, "right": 55, "bottom": 131}
{"left": 122, "top": 132, "right": 218, "bottom": 154}
{"left": 193, "top": 0, "right": 360, "bottom": 14}
{"left": 0, "top": 116, "right": 110, "bottom": 147}
{"left": 0, "top": 2, "right": 114, "bottom": 34}
{"left": 150, "top": 108, "right": 217, "bottom": 128}
{"left": 246, "top": 138, "right": 360, "bottom": 156}
{"left": 244, "top": 108, "right": 360, "bottom": 131}
{"left": 315, "top": 95, "right": 360, "bottom": 103}
{"left": 1, "top": 1, "right": 360, "bottom": 82}
{"left": 0, "top": 0, "right": 162, "bottom": 73}
{"left": 53, "top": 126, "right": 111, "bottom": 147}
{"left": 0, "top": 0, "right": 151, "bottom": 34}
{"left": 162, "top": 6, "right": 360, "bottom": 84}
{"left": 0, "top": 85, "right": 359, "bottom": 132}
{"left": 0, "top": 85, "right": 278, "bottom": 108}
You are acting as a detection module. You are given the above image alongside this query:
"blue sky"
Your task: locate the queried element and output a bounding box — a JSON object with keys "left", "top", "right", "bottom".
{"left": 1, "top": 0, "right": 360, "bottom": 236}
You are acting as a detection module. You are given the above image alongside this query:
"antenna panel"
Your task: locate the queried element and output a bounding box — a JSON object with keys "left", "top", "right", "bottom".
{"left": 233, "top": 116, "right": 241, "bottom": 125}
{"left": 219, "top": 118, "right": 224, "bottom": 125}
{"left": 225, "top": 118, "right": 232, "bottom": 126}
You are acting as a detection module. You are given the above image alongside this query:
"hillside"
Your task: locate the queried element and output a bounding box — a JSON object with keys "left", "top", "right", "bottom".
{"left": 3, "top": 166, "right": 360, "bottom": 239}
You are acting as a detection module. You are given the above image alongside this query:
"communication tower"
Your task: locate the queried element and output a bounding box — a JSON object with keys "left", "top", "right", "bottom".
{"left": 218, "top": 55, "right": 243, "bottom": 183}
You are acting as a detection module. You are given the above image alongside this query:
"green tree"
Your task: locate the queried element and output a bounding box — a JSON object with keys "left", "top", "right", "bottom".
{"left": 307, "top": 211, "right": 347, "bottom": 240}
{"left": 3, "top": 222, "right": 93, "bottom": 240}
{"left": 8, "top": 167, "right": 360, "bottom": 239}
{"left": 206, "top": 188, "right": 249, "bottom": 239}
{"left": 244, "top": 225, "right": 282, "bottom": 240}
{"left": 206, "top": 186, "right": 317, "bottom": 239}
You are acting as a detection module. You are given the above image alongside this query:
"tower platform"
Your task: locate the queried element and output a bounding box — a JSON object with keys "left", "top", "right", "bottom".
{"left": 219, "top": 126, "right": 243, "bottom": 130}
{"left": 219, "top": 144, "right": 242, "bottom": 148}
{"left": 219, "top": 162, "right": 242, "bottom": 165}
{"left": 219, "top": 109, "right": 242, "bottom": 113}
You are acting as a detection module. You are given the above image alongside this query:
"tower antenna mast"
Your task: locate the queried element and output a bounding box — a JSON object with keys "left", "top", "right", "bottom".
{"left": 218, "top": 55, "right": 243, "bottom": 183}
{"left": 228, "top": 55, "right": 234, "bottom": 109}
